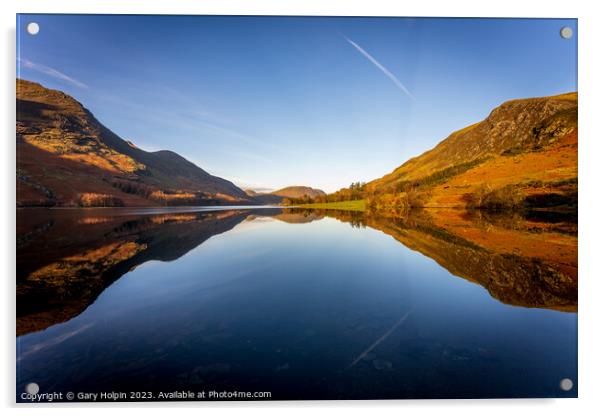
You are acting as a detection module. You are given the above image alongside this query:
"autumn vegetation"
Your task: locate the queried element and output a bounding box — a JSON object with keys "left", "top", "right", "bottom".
{"left": 285, "top": 93, "right": 577, "bottom": 215}
{"left": 77, "top": 193, "right": 125, "bottom": 207}
{"left": 16, "top": 79, "right": 253, "bottom": 207}
{"left": 16, "top": 80, "right": 577, "bottom": 212}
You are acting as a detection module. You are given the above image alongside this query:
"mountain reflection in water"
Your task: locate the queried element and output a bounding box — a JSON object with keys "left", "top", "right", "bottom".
{"left": 16, "top": 206, "right": 577, "bottom": 399}
{"left": 17, "top": 207, "right": 577, "bottom": 337}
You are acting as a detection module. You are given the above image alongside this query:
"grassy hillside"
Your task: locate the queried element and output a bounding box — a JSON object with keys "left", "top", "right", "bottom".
{"left": 367, "top": 92, "right": 577, "bottom": 191}
{"left": 321, "top": 92, "right": 578, "bottom": 212}
{"left": 17, "top": 79, "right": 251, "bottom": 207}
{"left": 296, "top": 200, "right": 366, "bottom": 211}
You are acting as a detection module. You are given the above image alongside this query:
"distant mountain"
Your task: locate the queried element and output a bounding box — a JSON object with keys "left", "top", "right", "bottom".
{"left": 245, "top": 186, "right": 326, "bottom": 204}
{"left": 271, "top": 186, "right": 326, "bottom": 199}
{"left": 16, "top": 79, "right": 252, "bottom": 207}
{"left": 244, "top": 189, "right": 283, "bottom": 205}
{"left": 244, "top": 189, "right": 261, "bottom": 197}
{"left": 365, "top": 92, "right": 577, "bottom": 210}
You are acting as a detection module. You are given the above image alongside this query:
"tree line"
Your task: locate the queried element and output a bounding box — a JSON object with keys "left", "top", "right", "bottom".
{"left": 282, "top": 181, "right": 367, "bottom": 205}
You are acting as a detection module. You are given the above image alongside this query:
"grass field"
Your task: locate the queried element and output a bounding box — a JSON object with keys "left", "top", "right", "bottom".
{"left": 293, "top": 200, "right": 366, "bottom": 211}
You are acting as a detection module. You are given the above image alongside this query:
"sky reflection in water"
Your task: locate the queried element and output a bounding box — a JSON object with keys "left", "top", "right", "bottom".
{"left": 16, "top": 207, "right": 577, "bottom": 399}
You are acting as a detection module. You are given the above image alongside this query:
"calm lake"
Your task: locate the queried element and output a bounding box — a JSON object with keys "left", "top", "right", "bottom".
{"left": 16, "top": 206, "right": 577, "bottom": 400}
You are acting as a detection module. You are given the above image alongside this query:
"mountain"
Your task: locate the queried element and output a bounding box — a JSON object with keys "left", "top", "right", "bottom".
{"left": 244, "top": 190, "right": 283, "bottom": 205}
{"left": 365, "top": 92, "right": 577, "bottom": 210}
{"left": 271, "top": 186, "right": 326, "bottom": 199}
{"left": 16, "top": 79, "right": 252, "bottom": 207}
{"left": 245, "top": 186, "right": 326, "bottom": 204}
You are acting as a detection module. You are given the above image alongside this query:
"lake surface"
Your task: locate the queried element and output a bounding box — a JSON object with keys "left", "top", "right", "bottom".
{"left": 16, "top": 206, "right": 577, "bottom": 400}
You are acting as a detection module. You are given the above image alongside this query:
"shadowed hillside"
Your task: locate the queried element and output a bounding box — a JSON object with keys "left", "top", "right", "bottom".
{"left": 17, "top": 79, "right": 252, "bottom": 207}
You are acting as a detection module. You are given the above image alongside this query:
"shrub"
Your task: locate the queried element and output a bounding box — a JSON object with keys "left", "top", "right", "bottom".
{"left": 467, "top": 185, "right": 525, "bottom": 210}
{"left": 110, "top": 178, "right": 153, "bottom": 198}
{"left": 149, "top": 190, "right": 197, "bottom": 205}
{"left": 393, "top": 158, "right": 488, "bottom": 194}
{"left": 366, "top": 188, "right": 429, "bottom": 215}
{"left": 406, "top": 188, "right": 429, "bottom": 208}
{"left": 78, "top": 193, "right": 125, "bottom": 207}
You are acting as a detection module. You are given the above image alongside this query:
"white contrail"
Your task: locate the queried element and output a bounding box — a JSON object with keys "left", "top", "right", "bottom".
{"left": 18, "top": 58, "right": 88, "bottom": 89}
{"left": 342, "top": 35, "right": 414, "bottom": 100}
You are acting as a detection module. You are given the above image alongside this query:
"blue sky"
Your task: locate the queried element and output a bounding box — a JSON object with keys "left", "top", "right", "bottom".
{"left": 17, "top": 15, "right": 577, "bottom": 193}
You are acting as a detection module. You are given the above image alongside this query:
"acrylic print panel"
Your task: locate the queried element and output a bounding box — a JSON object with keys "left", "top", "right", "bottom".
{"left": 16, "top": 15, "right": 577, "bottom": 402}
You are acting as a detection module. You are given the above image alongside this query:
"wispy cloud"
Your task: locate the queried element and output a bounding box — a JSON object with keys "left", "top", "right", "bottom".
{"left": 97, "top": 90, "right": 289, "bottom": 158}
{"left": 18, "top": 58, "right": 88, "bottom": 89}
{"left": 342, "top": 35, "right": 414, "bottom": 100}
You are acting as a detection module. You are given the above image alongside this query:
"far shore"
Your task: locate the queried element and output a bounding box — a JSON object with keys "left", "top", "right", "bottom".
{"left": 288, "top": 200, "right": 366, "bottom": 212}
